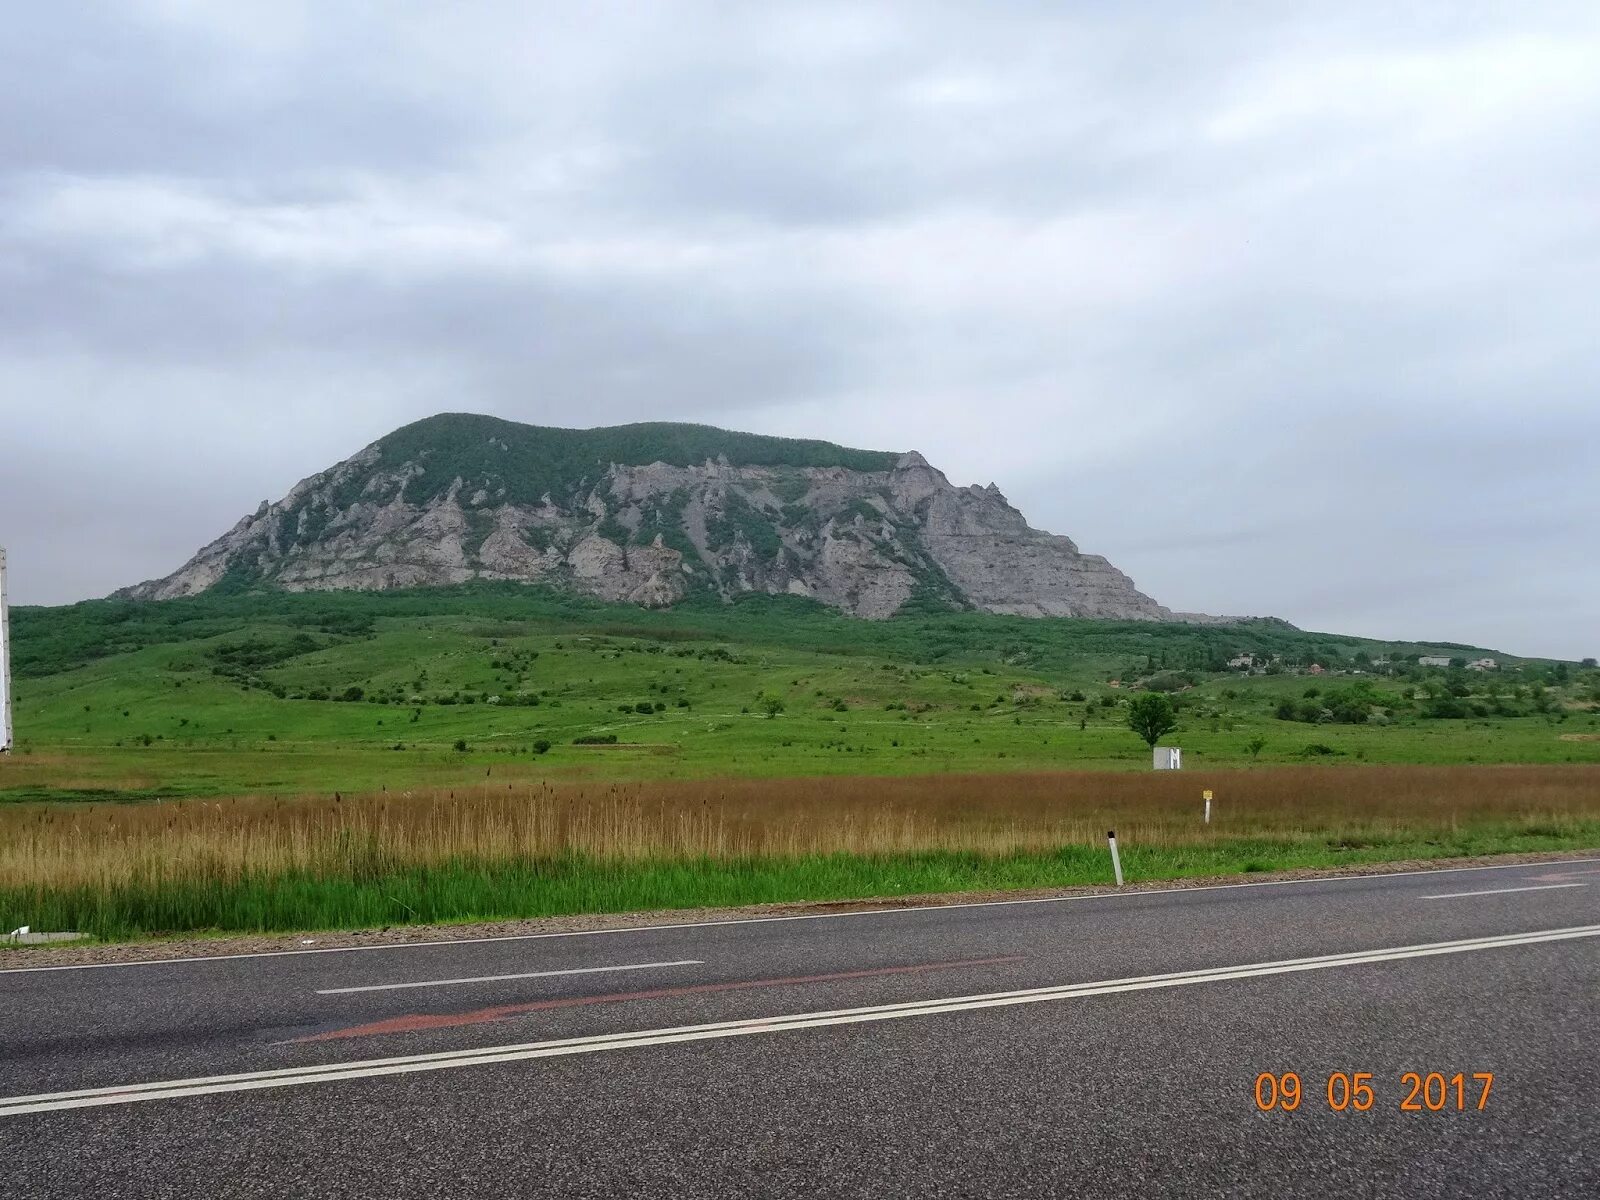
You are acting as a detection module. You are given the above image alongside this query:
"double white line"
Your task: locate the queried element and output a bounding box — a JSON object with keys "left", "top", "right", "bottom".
{"left": 5, "top": 924, "right": 1597, "bottom": 1117}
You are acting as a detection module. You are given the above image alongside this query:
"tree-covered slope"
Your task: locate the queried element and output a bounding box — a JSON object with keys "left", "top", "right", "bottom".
{"left": 373, "top": 414, "right": 903, "bottom": 508}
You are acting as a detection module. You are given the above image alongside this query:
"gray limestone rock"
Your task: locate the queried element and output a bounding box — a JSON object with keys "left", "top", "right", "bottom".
{"left": 117, "top": 415, "right": 1225, "bottom": 623}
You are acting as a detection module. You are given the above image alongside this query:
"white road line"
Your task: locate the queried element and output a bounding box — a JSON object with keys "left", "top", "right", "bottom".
{"left": 4, "top": 924, "right": 1597, "bottom": 1116}
{"left": 1422, "top": 883, "right": 1589, "bottom": 900}
{"left": 315, "top": 959, "right": 703, "bottom": 995}
{"left": 5, "top": 855, "right": 1599, "bottom": 975}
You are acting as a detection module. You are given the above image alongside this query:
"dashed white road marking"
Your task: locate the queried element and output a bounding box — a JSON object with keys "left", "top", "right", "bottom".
{"left": 6, "top": 855, "right": 1599, "bottom": 975}
{"left": 5, "top": 924, "right": 1597, "bottom": 1116}
{"left": 1421, "top": 883, "right": 1588, "bottom": 900}
{"left": 315, "top": 959, "right": 703, "bottom": 995}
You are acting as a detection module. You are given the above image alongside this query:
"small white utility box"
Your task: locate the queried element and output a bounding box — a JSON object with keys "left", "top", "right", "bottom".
{"left": 1154, "top": 747, "right": 1182, "bottom": 770}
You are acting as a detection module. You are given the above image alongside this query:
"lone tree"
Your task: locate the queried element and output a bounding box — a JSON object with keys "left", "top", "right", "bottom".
{"left": 1127, "top": 692, "right": 1177, "bottom": 748}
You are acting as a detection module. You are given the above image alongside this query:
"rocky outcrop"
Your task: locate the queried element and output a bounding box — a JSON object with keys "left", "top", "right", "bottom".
{"left": 119, "top": 414, "right": 1209, "bottom": 621}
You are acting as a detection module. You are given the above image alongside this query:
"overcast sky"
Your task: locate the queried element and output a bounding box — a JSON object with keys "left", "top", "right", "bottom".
{"left": 2, "top": 2, "right": 1595, "bottom": 658}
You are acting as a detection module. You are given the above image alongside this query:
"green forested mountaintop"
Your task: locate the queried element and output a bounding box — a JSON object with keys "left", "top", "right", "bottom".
{"left": 372, "top": 414, "right": 904, "bottom": 506}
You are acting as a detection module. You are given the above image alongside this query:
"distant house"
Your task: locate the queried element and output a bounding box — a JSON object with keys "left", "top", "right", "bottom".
{"left": 1306, "top": 663, "right": 1326, "bottom": 676}
{"left": 1467, "top": 658, "right": 1499, "bottom": 672}
{"left": 1419, "top": 656, "right": 1453, "bottom": 669}
{"left": 1227, "top": 654, "right": 1255, "bottom": 670}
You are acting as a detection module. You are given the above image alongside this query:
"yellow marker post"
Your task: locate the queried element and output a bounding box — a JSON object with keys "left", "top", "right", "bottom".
{"left": 1203, "top": 789, "right": 1213, "bottom": 824}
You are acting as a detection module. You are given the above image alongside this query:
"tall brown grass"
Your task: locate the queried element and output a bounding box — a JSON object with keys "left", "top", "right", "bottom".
{"left": 4, "top": 765, "right": 1597, "bottom": 892}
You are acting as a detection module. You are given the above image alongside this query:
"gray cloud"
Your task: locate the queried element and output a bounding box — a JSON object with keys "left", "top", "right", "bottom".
{"left": 1, "top": 1, "right": 1595, "bottom": 658}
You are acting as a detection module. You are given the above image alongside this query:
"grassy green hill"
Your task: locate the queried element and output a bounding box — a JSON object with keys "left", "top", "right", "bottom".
{"left": 6, "top": 585, "right": 1597, "bottom": 803}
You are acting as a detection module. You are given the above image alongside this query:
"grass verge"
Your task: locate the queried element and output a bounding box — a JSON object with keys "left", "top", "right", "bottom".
{"left": 6, "top": 825, "right": 1598, "bottom": 943}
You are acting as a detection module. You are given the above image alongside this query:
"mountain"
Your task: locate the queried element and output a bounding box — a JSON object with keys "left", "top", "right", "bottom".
{"left": 120, "top": 413, "right": 1218, "bottom": 621}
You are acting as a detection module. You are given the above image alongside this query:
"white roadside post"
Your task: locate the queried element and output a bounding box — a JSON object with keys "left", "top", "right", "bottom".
{"left": 1203, "top": 788, "right": 1213, "bottom": 825}
{"left": 0, "top": 545, "right": 11, "bottom": 755}
{"left": 1107, "top": 829, "right": 1124, "bottom": 887}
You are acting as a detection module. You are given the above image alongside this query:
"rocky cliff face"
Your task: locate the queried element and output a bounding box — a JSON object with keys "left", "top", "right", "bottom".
{"left": 120, "top": 414, "right": 1195, "bottom": 621}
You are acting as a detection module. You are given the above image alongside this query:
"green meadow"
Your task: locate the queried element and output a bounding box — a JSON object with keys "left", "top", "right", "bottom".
{"left": 5, "top": 584, "right": 1598, "bottom": 803}
{"left": 3, "top": 586, "right": 1597, "bottom": 940}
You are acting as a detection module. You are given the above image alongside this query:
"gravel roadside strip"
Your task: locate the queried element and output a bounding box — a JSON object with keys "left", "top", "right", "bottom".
{"left": 3, "top": 847, "right": 1596, "bottom": 970}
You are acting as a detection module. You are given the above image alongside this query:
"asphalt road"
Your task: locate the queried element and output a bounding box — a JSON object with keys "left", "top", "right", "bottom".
{"left": 3, "top": 857, "right": 1599, "bottom": 1198}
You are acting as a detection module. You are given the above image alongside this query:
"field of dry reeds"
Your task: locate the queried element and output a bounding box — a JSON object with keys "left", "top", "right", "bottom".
{"left": 4, "top": 765, "right": 1598, "bottom": 940}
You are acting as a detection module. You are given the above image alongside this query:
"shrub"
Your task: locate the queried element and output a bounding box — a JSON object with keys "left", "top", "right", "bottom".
{"left": 1325, "top": 697, "right": 1371, "bottom": 725}
{"left": 1278, "top": 684, "right": 1391, "bottom": 725}
{"left": 532, "top": 739, "right": 551, "bottom": 755}
{"left": 453, "top": 739, "right": 469, "bottom": 753}
{"left": 573, "top": 733, "right": 619, "bottom": 745}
